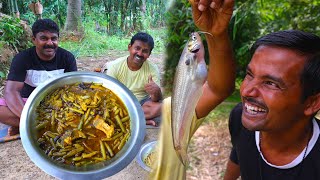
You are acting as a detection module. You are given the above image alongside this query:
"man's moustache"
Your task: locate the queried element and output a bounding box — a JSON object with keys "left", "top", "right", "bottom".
{"left": 43, "top": 45, "right": 56, "bottom": 49}
{"left": 243, "top": 97, "right": 268, "bottom": 110}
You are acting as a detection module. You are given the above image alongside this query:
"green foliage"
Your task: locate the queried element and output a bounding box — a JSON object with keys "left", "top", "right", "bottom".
{"left": 60, "top": 26, "right": 128, "bottom": 58}
{"left": 163, "top": 0, "right": 196, "bottom": 93}
{"left": 0, "top": 62, "right": 9, "bottom": 80}
{"left": 81, "top": 0, "right": 166, "bottom": 36}
{"left": 0, "top": 71, "right": 5, "bottom": 78}
{"left": 231, "top": 0, "right": 320, "bottom": 79}
{"left": 257, "top": 0, "right": 320, "bottom": 36}
{"left": 59, "top": 21, "right": 166, "bottom": 58}
{"left": 204, "top": 102, "right": 236, "bottom": 123}
{"left": 226, "top": 89, "right": 241, "bottom": 103}
{"left": 147, "top": 28, "right": 167, "bottom": 54}
{"left": 146, "top": 0, "right": 166, "bottom": 27}
{"left": 0, "top": 16, "right": 24, "bottom": 51}
{"left": 230, "top": 0, "right": 260, "bottom": 78}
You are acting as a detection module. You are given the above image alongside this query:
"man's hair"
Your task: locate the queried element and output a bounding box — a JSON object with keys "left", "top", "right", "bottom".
{"left": 250, "top": 30, "right": 320, "bottom": 101}
{"left": 32, "top": 19, "right": 59, "bottom": 37}
{"left": 130, "top": 32, "right": 154, "bottom": 53}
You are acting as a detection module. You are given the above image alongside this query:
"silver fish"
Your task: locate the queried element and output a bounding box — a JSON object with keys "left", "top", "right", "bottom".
{"left": 171, "top": 32, "right": 208, "bottom": 166}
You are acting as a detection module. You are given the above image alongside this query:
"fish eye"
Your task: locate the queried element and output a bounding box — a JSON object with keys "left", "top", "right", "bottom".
{"left": 185, "top": 59, "right": 190, "bottom": 65}
{"left": 192, "top": 35, "right": 196, "bottom": 40}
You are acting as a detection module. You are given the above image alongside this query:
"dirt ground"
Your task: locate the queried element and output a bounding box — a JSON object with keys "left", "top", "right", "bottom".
{"left": 0, "top": 50, "right": 231, "bottom": 180}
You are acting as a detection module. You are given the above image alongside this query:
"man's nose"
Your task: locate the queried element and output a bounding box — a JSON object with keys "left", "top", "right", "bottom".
{"left": 241, "top": 80, "right": 260, "bottom": 97}
{"left": 136, "top": 50, "right": 143, "bottom": 56}
{"left": 46, "top": 39, "right": 54, "bottom": 45}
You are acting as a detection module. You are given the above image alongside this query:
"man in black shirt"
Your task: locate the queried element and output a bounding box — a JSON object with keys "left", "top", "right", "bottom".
{"left": 0, "top": 19, "right": 77, "bottom": 138}
{"left": 224, "top": 30, "right": 320, "bottom": 179}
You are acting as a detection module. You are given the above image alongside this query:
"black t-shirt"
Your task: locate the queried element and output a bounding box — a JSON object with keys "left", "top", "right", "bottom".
{"left": 7, "top": 46, "right": 77, "bottom": 98}
{"left": 229, "top": 103, "right": 320, "bottom": 180}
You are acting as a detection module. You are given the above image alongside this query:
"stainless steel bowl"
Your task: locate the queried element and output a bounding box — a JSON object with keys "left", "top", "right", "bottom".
{"left": 20, "top": 72, "right": 146, "bottom": 180}
{"left": 136, "top": 141, "right": 157, "bottom": 171}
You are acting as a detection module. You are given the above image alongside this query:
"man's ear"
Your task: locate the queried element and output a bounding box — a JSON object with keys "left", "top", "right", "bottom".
{"left": 128, "top": 43, "right": 131, "bottom": 50}
{"left": 304, "top": 93, "right": 320, "bottom": 116}
{"left": 32, "top": 36, "right": 36, "bottom": 44}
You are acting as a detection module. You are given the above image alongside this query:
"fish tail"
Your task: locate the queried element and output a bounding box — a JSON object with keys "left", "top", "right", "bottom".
{"left": 174, "top": 146, "right": 189, "bottom": 166}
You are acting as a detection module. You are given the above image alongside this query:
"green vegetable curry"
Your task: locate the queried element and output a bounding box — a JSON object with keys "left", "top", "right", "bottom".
{"left": 35, "top": 82, "right": 130, "bottom": 167}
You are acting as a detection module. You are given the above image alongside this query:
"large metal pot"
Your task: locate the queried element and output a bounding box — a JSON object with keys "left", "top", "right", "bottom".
{"left": 20, "top": 72, "right": 146, "bottom": 180}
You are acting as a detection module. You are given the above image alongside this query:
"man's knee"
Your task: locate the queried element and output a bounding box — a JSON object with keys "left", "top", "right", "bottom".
{"left": 0, "top": 106, "right": 19, "bottom": 119}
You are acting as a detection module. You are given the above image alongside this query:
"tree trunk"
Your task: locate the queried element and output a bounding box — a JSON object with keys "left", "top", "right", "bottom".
{"left": 120, "top": 1, "right": 125, "bottom": 32}
{"left": 8, "top": 0, "right": 19, "bottom": 18}
{"left": 120, "top": 0, "right": 130, "bottom": 32}
{"left": 109, "top": 1, "right": 119, "bottom": 35}
{"left": 132, "top": 0, "right": 145, "bottom": 31}
{"left": 64, "top": 0, "right": 82, "bottom": 32}
{"left": 103, "top": 0, "right": 111, "bottom": 33}
{"left": 132, "top": 1, "right": 138, "bottom": 31}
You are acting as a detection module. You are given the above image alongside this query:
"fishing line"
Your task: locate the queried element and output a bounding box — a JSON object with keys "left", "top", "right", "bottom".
{"left": 197, "top": 31, "right": 213, "bottom": 37}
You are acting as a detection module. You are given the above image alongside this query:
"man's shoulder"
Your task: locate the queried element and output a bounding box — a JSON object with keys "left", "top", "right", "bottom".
{"left": 230, "top": 103, "right": 243, "bottom": 121}
{"left": 114, "top": 56, "right": 127, "bottom": 62}
{"left": 12, "top": 47, "right": 35, "bottom": 63}
{"left": 145, "top": 60, "right": 159, "bottom": 69}
{"left": 109, "top": 56, "right": 127, "bottom": 67}
{"left": 229, "top": 102, "right": 244, "bottom": 143}
{"left": 15, "top": 46, "right": 35, "bottom": 57}
{"left": 229, "top": 103, "right": 243, "bottom": 128}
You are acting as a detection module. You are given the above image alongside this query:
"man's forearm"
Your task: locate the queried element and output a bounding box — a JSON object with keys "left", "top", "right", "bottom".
{"left": 5, "top": 92, "right": 24, "bottom": 118}
{"left": 195, "top": 32, "right": 236, "bottom": 118}
{"left": 4, "top": 81, "right": 25, "bottom": 118}
{"left": 206, "top": 31, "right": 236, "bottom": 99}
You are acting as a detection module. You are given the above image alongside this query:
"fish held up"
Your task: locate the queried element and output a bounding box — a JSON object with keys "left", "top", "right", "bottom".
{"left": 171, "top": 32, "right": 208, "bottom": 166}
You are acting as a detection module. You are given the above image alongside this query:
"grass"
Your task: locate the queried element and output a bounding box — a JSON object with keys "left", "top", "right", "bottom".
{"left": 203, "top": 89, "right": 241, "bottom": 124}
{"left": 204, "top": 103, "right": 236, "bottom": 124}
{"left": 59, "top": 22, "right": 167, "bottom": 58}
{"left": 60, "top": 34, "right": 129, "bottom": 58}
{"left": 226, "top": 89, "right": 241, "bottom": 103}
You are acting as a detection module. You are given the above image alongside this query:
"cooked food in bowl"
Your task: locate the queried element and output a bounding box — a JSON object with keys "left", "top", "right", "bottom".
{"left": 21, "top": 72, "right": 146, "bottom": 179}
{"left": 143, "top": 149, "right": 157, "bottom": 168}
{"left": 136, "top": 140, "right": 157, "bottom": 171}
{"left": 35, "top": 82, "right": 130, "bottom": 167}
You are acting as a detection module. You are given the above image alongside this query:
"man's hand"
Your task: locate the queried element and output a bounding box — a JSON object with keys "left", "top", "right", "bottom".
{"left": 189, "top": 0, "right": 234, "bottom": 36}
{"left": 144, "top": 75, "right": 162, "bottom": 102}
{"left": 142, "top": 101, "right": 162, "bottom": 119}
{"left": 190, "top": 0, "right": 236, "bottom": 118}
{"left": 143, "top": 101, "right": 161, "bottom": 126}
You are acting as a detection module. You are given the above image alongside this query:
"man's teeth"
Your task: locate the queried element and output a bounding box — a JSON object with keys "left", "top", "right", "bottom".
{"left": 245, "top": 103, "right": 266, "bottom": 114}
{"left": 135, "top": 55, "right": 142, "bottom": 60}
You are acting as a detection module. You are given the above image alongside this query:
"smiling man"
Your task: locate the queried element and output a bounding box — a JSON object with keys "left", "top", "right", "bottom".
{"left": 0, "top": 19, "right": 77, "bottom": 139}
{"left": 104, "top": 32, "right": 162, "bottom": 126}
{"left": 224, "top": 30, "right": 320, "bottom": 180}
